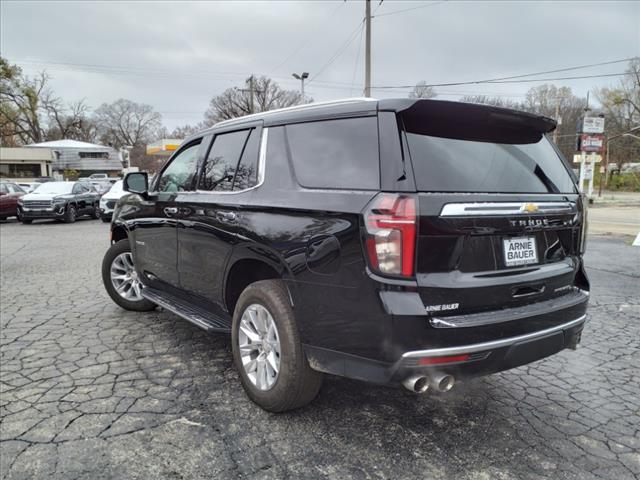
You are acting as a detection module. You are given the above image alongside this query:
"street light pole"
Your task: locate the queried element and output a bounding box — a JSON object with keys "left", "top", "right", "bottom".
{"left": 292, "top": 72, "right": 309, "bottom": 96}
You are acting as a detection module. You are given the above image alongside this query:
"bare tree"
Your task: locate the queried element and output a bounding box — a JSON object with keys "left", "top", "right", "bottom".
{"left": 595, "top": 58, "right": 640, "bottom": 168}
{"left": 1, "top": 56, "right": 94, "bottom": 145}
{"left": 460, "top": 95, "right": 521, "bottom": 109}
{"left": 94, "top": 98, "right": 162, "bottom": 149}
{"left": 408, "top": 81, "right": 437, "bottom": 99}
{"left": 204, "top": 76, "right": 308, "bottom": 124}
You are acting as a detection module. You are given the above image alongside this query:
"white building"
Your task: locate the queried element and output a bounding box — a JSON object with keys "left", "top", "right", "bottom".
{"left": 0, "top": 147, "right": 55, "bottom": 181}
{"left": 28, "top": 139, "right": 124, "bottom": 176}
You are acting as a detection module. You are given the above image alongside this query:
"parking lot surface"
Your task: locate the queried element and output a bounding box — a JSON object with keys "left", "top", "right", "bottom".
{"left": 1, "top": 219, "right": 639, "bottom": 480}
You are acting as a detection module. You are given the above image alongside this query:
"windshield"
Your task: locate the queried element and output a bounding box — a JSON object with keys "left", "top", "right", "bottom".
{"left": 108, "top": 181, "right": 123, "bottom": 193}
{"left": 33, "top": 182, "right": 74, "bottom": 194}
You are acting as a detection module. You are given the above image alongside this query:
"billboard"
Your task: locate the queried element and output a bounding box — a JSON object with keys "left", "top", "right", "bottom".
{"left": 582, "top": 117, "right": 605, "bottom": 134}
{"left": 580, "top": 134, "right": 604, "bottom": 153}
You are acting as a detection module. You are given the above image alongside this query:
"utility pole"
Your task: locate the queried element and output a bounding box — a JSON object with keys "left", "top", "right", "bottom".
{"left": 364, "top": 0, "right": 371, "bottom": 97}
{"left": 553, "top": 100, "right": 560, "bottom": 144}
{"left": 249, "top": 75, "right": 255, "bottom": 114}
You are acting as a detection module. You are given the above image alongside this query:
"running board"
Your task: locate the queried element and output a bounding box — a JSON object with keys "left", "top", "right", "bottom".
{"left": 141, "top": 286, "right": 232, "bottom": 333}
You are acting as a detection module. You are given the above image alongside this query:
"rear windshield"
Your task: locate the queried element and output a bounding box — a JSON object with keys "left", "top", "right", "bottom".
{"left": 405, "top": 133, "right": 575, "bottom": 194}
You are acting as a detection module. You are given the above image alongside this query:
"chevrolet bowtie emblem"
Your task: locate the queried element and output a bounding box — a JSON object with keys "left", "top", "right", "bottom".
{"left": 521, "top": 203, "right": 539, "bottom": 213}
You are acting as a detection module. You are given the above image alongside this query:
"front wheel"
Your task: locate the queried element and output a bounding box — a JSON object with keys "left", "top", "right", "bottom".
{"left": 231, "top": 280, "right": 323, "bottom": 412}
{"left": 63, "top": 204, "right": 76, "bottom": 223}
{"left": 91, "top": 204, "right": 101, "bottom": 219}
{"left": 101, "top": 239, "right": 156, "bottom": 311}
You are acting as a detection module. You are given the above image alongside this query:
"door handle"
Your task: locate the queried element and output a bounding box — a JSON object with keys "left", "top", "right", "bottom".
{"left": 164, "top": 207, "right": 178, "bottom": 216}
{"left": 216, "top": 211, "right": 237, "bottom": 222}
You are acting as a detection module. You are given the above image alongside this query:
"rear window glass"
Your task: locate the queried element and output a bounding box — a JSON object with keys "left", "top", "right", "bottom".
{"left": 405, "top": 133, "right": 575, "bottom": 194}
{"left": 286, "top": 117, "right": 379, "bottom": 190}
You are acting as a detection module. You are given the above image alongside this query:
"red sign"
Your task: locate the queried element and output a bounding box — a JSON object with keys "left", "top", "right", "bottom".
{"left": 580, "top": 134, "right": 604, "bottom": 153}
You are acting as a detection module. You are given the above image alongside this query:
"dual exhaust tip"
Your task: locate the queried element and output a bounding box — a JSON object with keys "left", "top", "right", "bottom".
{"left": 402, "top": 374, "right": 455, "bottom": 394}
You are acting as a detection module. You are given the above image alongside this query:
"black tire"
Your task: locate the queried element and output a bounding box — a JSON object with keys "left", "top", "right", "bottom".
{"left": 91, "top": 204, "right": 101, "bottom": 219}
{"left": 63, "top": 204, "right": 77, "bottom": 223}
{"left": 21, "top": 218, "right": 33, "bottom": 224}
{"left": 101, "top": 239, "right": 156, "bottom": 312}
{"left": 16, "top": 207, "right": 23, "bottom": 222}
{"left": 101, "top": 215, "right": 111, "bottom": 223}
{"left": 231, "top": 279, "right": 323, "bottom": 412}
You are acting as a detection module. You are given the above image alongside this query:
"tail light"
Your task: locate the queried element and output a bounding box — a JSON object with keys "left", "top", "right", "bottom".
{"left": 364, "top": 193, "right": 417, "bottom": 278}
{"left": 579, "top": 195, "right": 588, "bottom": 254}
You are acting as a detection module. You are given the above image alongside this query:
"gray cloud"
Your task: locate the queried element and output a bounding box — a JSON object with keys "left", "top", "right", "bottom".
{"left": 2, "top": 0, "right": 639, "bottom": 129}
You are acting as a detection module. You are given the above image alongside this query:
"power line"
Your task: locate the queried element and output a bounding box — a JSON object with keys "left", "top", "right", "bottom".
{"left": 349, "top": 22, "right": 365, "bottom": 96}
{"left": 308, "top": 19, "right": 365, "bottom": 84}
{"left": 372, "top": 71, "right": 631, "bottom": 89}
{"left": 374, "top": 0, "right": 447, "bottom": 17}
{"left": 368, "top": 57, "right": 636, "bottom": 89}
{"left": 269, "top": 1, "right": 345, "bottom": 74}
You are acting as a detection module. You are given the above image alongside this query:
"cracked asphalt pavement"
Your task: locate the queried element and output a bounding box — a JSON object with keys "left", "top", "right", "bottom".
{"left": 1, "top": 219, "right": 638, "bottom": 480}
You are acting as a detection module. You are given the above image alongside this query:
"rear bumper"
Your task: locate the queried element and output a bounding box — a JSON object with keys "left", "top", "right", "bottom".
{"left": 304, "top": 313, "right": 587, "bottom": 387}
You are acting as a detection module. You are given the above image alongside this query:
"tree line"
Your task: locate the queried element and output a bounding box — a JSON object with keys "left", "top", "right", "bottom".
{"left": 1, "top": 55, "right": 638, "bottom": 171}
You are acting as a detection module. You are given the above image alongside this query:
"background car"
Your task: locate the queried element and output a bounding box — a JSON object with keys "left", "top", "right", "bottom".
{"left": 0, "top": 181, "right": 25, "bottom": 221}
{"left": 99, "top": 180, "right": 127, "bottom": 222}
{"left": 17, "top": 182, "right": 41, "bottom": 193}
{"left": 91, "top": 181, "right": 112, "bottom": 195}
{"left": 18, "top": 181, "right": 101, "bottom": 224}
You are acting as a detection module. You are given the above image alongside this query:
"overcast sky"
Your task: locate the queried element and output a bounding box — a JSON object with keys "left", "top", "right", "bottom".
{"left": 2, "top": 0, "right": 639, "bottom": 130}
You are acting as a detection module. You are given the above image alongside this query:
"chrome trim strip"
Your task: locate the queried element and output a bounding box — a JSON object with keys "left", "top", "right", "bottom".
{"left": 401, "top": 315, "right": 587, "bottom": 358}
{"left": 429, "top": 289, "right": 588, "bottom": 329}
{"left": 440, "top": 201, "right": 575, "bottom": 217}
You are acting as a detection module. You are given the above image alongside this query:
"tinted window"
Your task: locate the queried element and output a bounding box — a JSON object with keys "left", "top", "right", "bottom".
{"left": 286, "top": 117, "right": 379, "bottom": 190}
{"left": 233, "top": 129, "right": 260, "bottom": 191}
{"left": 157, "top": 142, "right": 201, "bottom": 192}
{"left": 199, "top": 130, "right": 250, "bottom": 191}
{"left": 405, "top": 133, "right": 575, "bottom": 193}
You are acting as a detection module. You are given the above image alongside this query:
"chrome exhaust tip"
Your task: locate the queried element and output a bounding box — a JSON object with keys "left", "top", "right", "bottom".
{"left": 402, "top": 376, "right": 430, "bottom": 393}
{"left": 431, "top": 374, "right": 455, "bottom": 393}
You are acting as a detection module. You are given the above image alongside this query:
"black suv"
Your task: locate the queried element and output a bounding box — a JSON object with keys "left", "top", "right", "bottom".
{"left": 19, "top": 180, "right": 101, "bottom": 224}
{"left": 102, "top": 98, "right": 589, "bottom": 412}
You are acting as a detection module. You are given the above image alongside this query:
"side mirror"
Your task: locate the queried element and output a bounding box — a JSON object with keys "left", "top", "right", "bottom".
{"left": 123, "top": 172, "right": 149, "bottom": 195}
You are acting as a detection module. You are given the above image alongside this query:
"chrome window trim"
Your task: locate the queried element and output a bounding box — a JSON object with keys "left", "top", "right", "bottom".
{"left": 440, "top": 201, "right": 575, "bottom": 217}
{"left": 401, "top": 315, "right": 586, "bottom": 359}
{"left": 177, "top": 127, "right": 268, "bottom": 196}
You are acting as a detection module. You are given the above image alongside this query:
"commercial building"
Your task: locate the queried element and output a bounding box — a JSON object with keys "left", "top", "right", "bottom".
{"left": 0, "top": 147, "right": 55, "bottom": 180}
{"left": 28, "top": 139, "right": 123, "bottom": 176}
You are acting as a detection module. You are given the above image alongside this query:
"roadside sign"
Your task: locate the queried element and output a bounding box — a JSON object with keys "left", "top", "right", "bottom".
{"left": 583, "top": 163, "right": 593, "bottom": 180}
{"left": 582, "top": 117, "right": 605, "bottom": 134}
{"left": 573, "top": 153, "right": 602, "bottom": 163}
{"left": 580, "top": 134, "right": 604, "bottom": 153}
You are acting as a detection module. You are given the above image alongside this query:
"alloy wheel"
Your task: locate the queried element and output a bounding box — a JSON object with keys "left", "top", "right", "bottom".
{"left": 110, "top": 252, "right": 143, "bottom": 301}
{"left": 238, "top": 303, "right": 281, "bottom": 391}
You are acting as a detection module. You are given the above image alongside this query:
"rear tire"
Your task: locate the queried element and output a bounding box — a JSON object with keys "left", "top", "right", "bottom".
{"left": 101, "top": 239, "right": 156, "bottom": 311}
{"left": 232, "top": 279, "right": 323, "bottom": 412}
{"left": 91, "top": 204, "right": 101, "bottom": 219}
{"left": 63, "top": 204, "right": 77, "bottom": 223}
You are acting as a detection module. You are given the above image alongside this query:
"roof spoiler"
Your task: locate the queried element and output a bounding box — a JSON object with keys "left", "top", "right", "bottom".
{"left": 382, "top": 99, "right": 556, "bottom": 144}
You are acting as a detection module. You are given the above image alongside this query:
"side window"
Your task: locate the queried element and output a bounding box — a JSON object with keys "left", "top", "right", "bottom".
{"left": 0, "top": 184, "right": 8, "bottom": 194}
{"left": 233, "top": 129, "right": 260, "bottom": 191}
{"left": 198, "top": 130, "right": 250, "bottom": 192}
{"left": 285, "top": 117, "right": 379, "bottom": 190}
{"left": 157, "top": 142, "right": 201, "bottom": 193}
{"left": 72, "top": 184, "right": 82, "bottom": 194}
